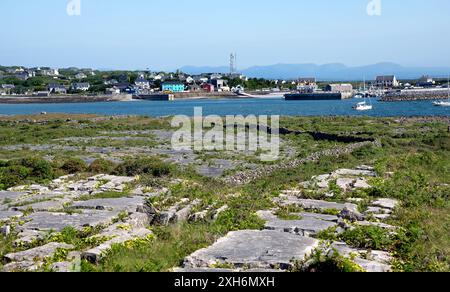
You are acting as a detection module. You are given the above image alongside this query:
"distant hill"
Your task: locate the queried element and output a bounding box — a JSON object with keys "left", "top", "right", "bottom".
{"left": 180, "top": 63, "right": 450, "bottom": 81}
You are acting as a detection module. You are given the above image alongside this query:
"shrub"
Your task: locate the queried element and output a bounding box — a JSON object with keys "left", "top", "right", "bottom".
{"left": 19, "top": 157, "right": 55, "bottom": 181}
{"left": 88, "top": 159, "right": 116, "bottom": 174}
{"left": 299, "top": 248, "right": 365, "bottom": 273}
{"left": 0, "top": 157, "right": 55, "bottom": 190}
{"left": 340, "top": 226, "right": 397, "bottom": 251}
{"left": 61, "top": 158, "right": 87, "bottom": 174}
{"left": 114, "top": 158, "right": 173, "bottom": 177}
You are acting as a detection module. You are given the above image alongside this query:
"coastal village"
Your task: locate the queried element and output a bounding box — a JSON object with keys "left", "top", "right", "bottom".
{"left": 0, "top": 65, "right": 449, "bottom": 102}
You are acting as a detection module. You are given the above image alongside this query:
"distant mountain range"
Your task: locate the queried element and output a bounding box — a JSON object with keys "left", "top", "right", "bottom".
{"left": 180, "top": 62, "right": 450, "bottom": 81}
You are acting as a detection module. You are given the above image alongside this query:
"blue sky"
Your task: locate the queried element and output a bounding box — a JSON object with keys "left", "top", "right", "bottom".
{"left": 1, "top": 0, "right": 449, "bottom": 70}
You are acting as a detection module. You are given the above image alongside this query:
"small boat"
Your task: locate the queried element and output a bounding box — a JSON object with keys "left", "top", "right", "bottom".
{"left": 433, "top": 101, "right": 450, "bottom": 107}
{"left": 355, "top": 101, "right": 373, "bottom": 111}
{"left": 354, "top": 77, "right": 373, "bottom": 111}
{"left": 433, "top": 75, "right": 450, "bottom": 107}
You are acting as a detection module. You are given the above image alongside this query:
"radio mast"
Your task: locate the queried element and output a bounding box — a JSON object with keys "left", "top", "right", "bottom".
{"left": 230, "top": 53, "right": 237, "bottom": 75}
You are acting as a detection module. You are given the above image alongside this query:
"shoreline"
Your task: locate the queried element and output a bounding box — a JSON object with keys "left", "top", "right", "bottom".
{"left": 0, "top": 95, "right": 132, "bottom": 104}
{"left": 0, "top": 91, "right": 288, "bottom": 104}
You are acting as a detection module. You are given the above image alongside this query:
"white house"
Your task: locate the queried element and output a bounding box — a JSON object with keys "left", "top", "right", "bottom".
{"left": 106, "top": 87, "right": 121, "bottom": 95}
{"left": 40, "top": 68, "right": 59, "bottom": 76}
{"left": 48, "top": 83, "right": 67, "bottom": 94}
{"left": 135, "top": 77, "right": 151, "bottom": 89}
{"left": 72, "top": 82, "right": 90, "bottom": 91}
{"left": 75, "top": 73, "right": 87, "bottom": 79}
{"left": 104, "top": 79, "right": 118, "bottom": 85}
{"left": 375, "top": 75, "right": 399, "bottom": 88}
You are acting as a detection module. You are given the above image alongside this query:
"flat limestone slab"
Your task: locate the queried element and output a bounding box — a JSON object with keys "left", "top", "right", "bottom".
{"left": 0, "top": 210, "right": 23, "bottom": 221}
{"left": 0, "top": 191, "right": 28, "bottom": 202}
{"left": 71, "top": 197, "right": 144, "bottom": 212}
{"left": 183, "top": 230, "right": 319, "bottom": 270}
{"left": 277, "top": 196, "right": 358, "bottom": 213}
{"left": 333, "top": 169, "right": 377, "bottom": 177}
{"left": 372, "top": 198, "right": 400, "bottom": 210}
{"left": 4, "top": 242, "right": 74, "bottom": 263}
{"left": 14, "top": 200, "right": 65, "bottom": 212}
{"left": 299, "top": 212, "right": 339, "bottom": 222}
{"left": 330, "top": 242, "right": 392, "bottom": 272}
{"left": 82, "top": 228, "right": 152, "bottom": 264}
{"left": 22, "top": 210, "right": 120, "bottom": 231}
{"left": 257, "top": 211, "right": 337, "bottom": 236}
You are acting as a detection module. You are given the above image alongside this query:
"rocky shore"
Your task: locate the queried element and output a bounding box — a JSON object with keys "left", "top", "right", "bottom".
{"left": 382, "top": 88, "right": 450, "bottom": 102}
{"left": 0, "top": 95, "right": 132, "bottom": 104}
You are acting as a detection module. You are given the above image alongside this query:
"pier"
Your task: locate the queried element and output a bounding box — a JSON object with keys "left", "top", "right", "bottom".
{"left": 284, "top": 92, "right": 344, "bottom": 101}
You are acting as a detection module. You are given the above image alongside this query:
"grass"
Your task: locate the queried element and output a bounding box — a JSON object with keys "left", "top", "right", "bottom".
{"left": 274, "top": 205, "right": 304, "bottom": 220}
{"left": 81, "top": 223, "right": 218, "bottom": 272}
{"left": 0, "top": 234, "right": 16, "bottom": 270}
{"left": 295, "top": 248, "right": 366, "bottom": 273}
{"left": 77, "top": 191, "right": 132, "bottom": 201}
{"left": 0, "top": 115, "right": 449, "bottom": 272}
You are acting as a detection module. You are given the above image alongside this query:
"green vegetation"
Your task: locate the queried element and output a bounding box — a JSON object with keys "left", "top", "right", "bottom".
{"left": 77, "top": 191, "right": 132, "bottom": 201}
{"left": 60, "top": 158, "right": 87, "bottom": 174}
{"left": 114, "top": 158, "right": 174, "bottom": 177}
{"left": 296, "top": 248, "right": 366, "bottom": 273}
{"left": 274, "top": 205, "right": 304, "bottom": 220}
{"left": 0, "top": 157, "right": 55, "bottom": 190}
{"left": 0, "top": 115, "right": 448, "bottom": 272}
{"left": 88, "top": 159, "right": 116, "bottom": 174}
{"left": 81, "top": 223, "right": 217, "bottom": 272}
{"left": 340, "top": 226, "right": 401, "bottom": 251}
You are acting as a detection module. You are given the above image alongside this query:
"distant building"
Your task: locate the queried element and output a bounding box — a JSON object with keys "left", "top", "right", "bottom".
{"left": 1, "top": 84, "right": 15, "bottom": 95}
{"left": 151, "top": 74, "right": 163, "bottom": 81}
{"left": 48, "top": 83, "right": 67, "bottom": 94}
{"left": 188, "top": 84, "right": 201, "bottom": 92}
{"left": 325, "top": 84, "right": 353, "bottom": 93}
{"left": 2, "top": 84, "right": 15, "bottom": 90}
{"left": 202, "top": 83, "right": 215, "bottom": 92}
{"left": 297, "top": 77, "right": 317, "bottom": 84}
{"left": 104, "top": 79, "right": 119, "bottom": 85}
{"left": 376, "top": 75, "right": 399, "bottom": 88}
{"left": 15, "top": 72, "right": 30, "bottom": 81}
{"left": 75, "top": 73, "right": 87, "bottom": 79}
{"left": 297, "top": 84, "right": 317, "bottom": 93}
{"left": 297, "top": 78, "right": 318, "bottom": 93}
{"left": 193, "top": 76, "right": 209, "bottom": 83}
{"left": 210, "top": 73, "right": 223, "bottom": 80}
{"left": 114, "top": 82, "right": 131, "bottom": 93}
{"left": 162, "top": 82, "right": 185, "bottom": 93}
{"left": 135, "top": 77, "right": 151, "bottom": 89}
{"left": 211, "top": 79, "right": 230, "bottom": 91}
{"left": 71, "top": 82, "right": 90, "bottom": 91}
{"left": 106, "top": 87, "right": 121, "bottom": 95}
{"left": 33, "top": 91, "right": 50, "bottom": 97}
{"left": 40, "top": 68, "right": 59, "bottom": 76}
{"left": 417, "top": 75, "right": 435, "bottom": 87}
{"left": 7, "top": 68, "right": 22, "bottom": 74}
{"left": 232, "top": 85, "right": 245, "bottom": 94}
{"left": 185, "top": 76, "right": 195, "bottom": 84}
